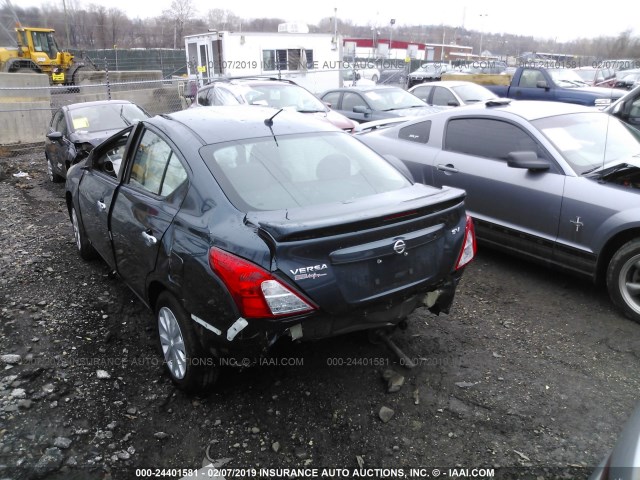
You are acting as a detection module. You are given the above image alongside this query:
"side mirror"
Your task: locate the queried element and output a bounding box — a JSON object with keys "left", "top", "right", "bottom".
{"left": 104, "top": 160, "right": 115, "bottom": 175}
{"left": 353, "top": 105, "right": 370, "bottom": 114}
{"left": 507, "top": 151, "right": 550, "bottom": 171}
{"left": 447, "top": 101, "right": 460, "bottom": 107}
{"left": 47, "top": 131, "right": 63, "bottom": 142}
{"left": 536, "top": 80, "right": 549, "bottom": 90}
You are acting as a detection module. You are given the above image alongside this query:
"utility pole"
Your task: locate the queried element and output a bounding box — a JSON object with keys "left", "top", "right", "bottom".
{"left": 389, "top": 18, "right": 395, "bottom": 59}
{"left": 62, "top": 0, "right": 71, "bottom": 49}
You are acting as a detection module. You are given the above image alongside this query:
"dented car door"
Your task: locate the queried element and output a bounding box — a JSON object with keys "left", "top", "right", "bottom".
{"left": 109, "top": 127, "right": 189, "bottom": 299}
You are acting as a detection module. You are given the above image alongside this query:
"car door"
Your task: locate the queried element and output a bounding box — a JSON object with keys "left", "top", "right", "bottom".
{"left": 410, "top": 85, "right": 433, "bottom": 104}
{"left": 431, "top": 117, "right": 565, "bottom": 259}
{"left": 46, "top": 109, "right": 74, "bottom": 176}
{"left": 432, "top": 86, "right": 459, "bottom": 107}
{"left": 109, "top": 127, "right": 190, "bottom": 299}
{"left": 510, "top": 68, "right": 556, "bottom": 101}
{"left": 77, "top": 127, "right": 134, "bottom": 270}
{"left": 341, "top": 91, "right": 372, "bottom": 122}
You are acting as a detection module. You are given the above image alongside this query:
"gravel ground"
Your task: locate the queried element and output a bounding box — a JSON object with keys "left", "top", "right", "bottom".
{"left": 0, "top": 151, "right": 639, "bottom": 480}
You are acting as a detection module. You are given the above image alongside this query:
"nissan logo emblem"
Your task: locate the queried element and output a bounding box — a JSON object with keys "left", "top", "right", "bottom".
{"left": 393, "top": 240, "right": 406, "bottom": 255}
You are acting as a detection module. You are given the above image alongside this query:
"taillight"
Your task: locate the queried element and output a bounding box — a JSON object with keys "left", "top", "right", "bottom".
{"left": 455, "top": 215, "right": 476, "bottom": 270}
{"left": 209, "top": 247, "right": 316, "bottom": 319}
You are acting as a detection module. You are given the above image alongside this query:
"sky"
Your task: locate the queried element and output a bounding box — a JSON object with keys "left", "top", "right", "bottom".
{"left": 18, "top": 0, "right": 639, "bottom": 43}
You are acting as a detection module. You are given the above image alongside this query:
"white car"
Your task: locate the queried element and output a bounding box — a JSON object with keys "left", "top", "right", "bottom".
{"left": 408, "top": 80, "right": 498, "bottom": 107}
{"left": 342, "top": 63, "right": 381, "bottom": 83}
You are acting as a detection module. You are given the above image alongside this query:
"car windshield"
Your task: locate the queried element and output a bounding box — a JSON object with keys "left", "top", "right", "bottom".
{"left": 202, "top": 131, "right": 411, "bottom": 211}
{"left": 533, "top": 112, "right": 640, "bottom": 175}
{"left": 573, "top": 69, "right": 597, "bottom": 82}
{"left": 451, "top": 84, "right": 495, "bottom": 103}
{"left": 243, "top": 84, "right": 327, "bottom": 113}
{"left": 547, "top": 69, "right": 589, "bottom": 87}
{"left": 364, "top": 88, "right": 426, "bottom": 110}
{"left": 70, "top": 104, "right": 148, "bottom": 133}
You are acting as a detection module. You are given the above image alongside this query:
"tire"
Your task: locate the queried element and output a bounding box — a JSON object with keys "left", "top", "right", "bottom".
{"left": 70, "top": 206, "right": 97, "bottom": 260}
{"left": 156, "top": 292, "right": 219, "bottom": 392}
{"left": 46, "top": 155, "right": 64, "bottom": 183}
{"left": 606, "top": 239, "right": 640, "bottom": 323}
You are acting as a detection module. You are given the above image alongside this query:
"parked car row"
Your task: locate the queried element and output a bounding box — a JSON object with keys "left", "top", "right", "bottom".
{"left": 43, "top": 74, "right": 640, "bottom": 392}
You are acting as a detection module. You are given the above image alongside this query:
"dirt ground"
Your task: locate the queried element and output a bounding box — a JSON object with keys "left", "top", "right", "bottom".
{"left": 0, "top": 151, "right": 639, "bottom": 480}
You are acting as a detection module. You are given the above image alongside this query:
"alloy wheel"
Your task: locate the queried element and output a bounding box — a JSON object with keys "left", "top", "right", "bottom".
{"left": 158, "top": 306, "right": 187, "bottom": 380}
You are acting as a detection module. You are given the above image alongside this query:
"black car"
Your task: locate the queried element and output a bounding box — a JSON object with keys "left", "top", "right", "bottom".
{"left": 320, "top": 86, "right": 443, "bottom": 123}
{"left": 45, "top": 100, "right": 149, "bottom": 182}
{"left": 64, "top": 106, "right": 476, "bottom": 391}
{"left": 407, "top": 63, "right": 450, "bottom": 88}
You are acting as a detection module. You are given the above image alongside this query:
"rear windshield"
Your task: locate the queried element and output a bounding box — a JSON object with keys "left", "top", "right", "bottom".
{"left": 201, "top": 132, "right": 411, "bottom": 211}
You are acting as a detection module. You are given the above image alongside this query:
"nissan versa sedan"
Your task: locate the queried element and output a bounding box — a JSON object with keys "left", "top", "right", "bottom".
{"left": 64, "top": 106, "right": 476, "bottom": 391}
{"left": 45, "top": 100, "right": 150, "bottom": 182}
{"left": 359, "top": 99, "right": 640, "bottom": 323}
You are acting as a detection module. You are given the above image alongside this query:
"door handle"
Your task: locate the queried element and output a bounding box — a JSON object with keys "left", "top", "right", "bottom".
{"left": 97, "top": 200, "right": 107, "bottom": 212}
{"left": 436, "top": 164, "right": 459, "bottom": 174}
{"left": 141, "top": 230, "right": 157, "bottom": 246}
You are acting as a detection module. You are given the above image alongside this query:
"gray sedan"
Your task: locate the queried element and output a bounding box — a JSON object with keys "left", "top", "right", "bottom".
{"left": 359, "top": 99, "right": 640, "bottom": 323}
{"left": 320, "top": 86, "right": 443, "bottom": 123}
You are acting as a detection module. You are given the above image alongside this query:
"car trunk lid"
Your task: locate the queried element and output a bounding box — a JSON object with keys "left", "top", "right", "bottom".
{"left": 246, "top": 184, "right": 467, "bottom": 314}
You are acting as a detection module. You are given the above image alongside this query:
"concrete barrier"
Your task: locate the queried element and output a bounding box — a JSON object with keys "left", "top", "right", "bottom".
{"left": 0, "top": 70, "right": 183, "bottom": 145}
{"left": 441, "top": 73, "right": 512, "bottom": 86}
{"left": 0, "top": 72, "right": 51, "bottom": 144}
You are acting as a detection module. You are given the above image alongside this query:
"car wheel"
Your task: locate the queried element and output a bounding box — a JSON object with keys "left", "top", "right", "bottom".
{"left": 156, "top": 292, "right": 219, "bottom": 392}
{"left": 70, "top": 206, "right": 96, "bottom": 260}
{"left": 607, "top": 239, "right": 640, "bottom": 323}
{"left": 371, "top": 74, "right": 378, "bottom": 83}
{"left": 46, "top": 155, "right": 63, "bottom": 183}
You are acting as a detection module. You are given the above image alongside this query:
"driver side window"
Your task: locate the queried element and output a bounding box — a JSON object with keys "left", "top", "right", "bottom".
{"left": 52, "top": 110, "right": 67, "bottom": 135}
{"left": 129, "top": 130, "right": 187, "bottom": 196}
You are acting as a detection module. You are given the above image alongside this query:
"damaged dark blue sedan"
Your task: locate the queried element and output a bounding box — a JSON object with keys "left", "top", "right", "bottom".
{"left": 64, "top": 106, "right": 475, "bottom": 391}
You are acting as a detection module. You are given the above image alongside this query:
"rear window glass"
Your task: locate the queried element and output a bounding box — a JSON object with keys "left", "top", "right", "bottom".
{"left": 201, "top": 132, "right": 410, "bottom": 211}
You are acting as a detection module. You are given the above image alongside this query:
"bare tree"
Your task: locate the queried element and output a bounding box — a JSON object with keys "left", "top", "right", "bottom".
{"left": 107, "top": 7, "right": 124, "bottom": 49}
{"left": 162, "top": 0, "right": 196, "bottom": 49}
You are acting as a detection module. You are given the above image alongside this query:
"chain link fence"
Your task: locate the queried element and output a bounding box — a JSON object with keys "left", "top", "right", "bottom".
{"left": 70, "top": 49, "right": 188, "bottom": 79}
{"left": 0, "top": 57, "right": 410, "bottom": 150}
{"left": 0, "top": 71, "right": 190, "bottom": 149}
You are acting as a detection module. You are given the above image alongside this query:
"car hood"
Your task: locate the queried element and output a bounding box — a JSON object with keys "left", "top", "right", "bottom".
{"left": 584, "top": 156, "right": 640, "bottom": 180}
{"left": 70, "top": 128, "right": 128, "bottom": 147}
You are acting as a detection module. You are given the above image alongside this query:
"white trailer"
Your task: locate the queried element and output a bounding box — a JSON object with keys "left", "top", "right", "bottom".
{"left": 184, "top": 29, "right": 343, "bottom": 94}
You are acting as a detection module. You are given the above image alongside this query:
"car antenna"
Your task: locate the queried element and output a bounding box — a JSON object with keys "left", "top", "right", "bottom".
{"left": 264, "top": 108, "right": 283, "bottom": 146}
{"left": 264, "top": 108, "right": 284, "bottom": 127}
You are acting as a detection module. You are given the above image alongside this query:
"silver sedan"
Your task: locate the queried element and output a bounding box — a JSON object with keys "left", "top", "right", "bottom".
{"left": 359, "top": 99, "right": 640, "bottom": 323}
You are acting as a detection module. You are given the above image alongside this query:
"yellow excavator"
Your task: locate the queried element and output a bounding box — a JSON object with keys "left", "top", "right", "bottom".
{"left": 0, "top": 26, "right": 93, "bottom": 85}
